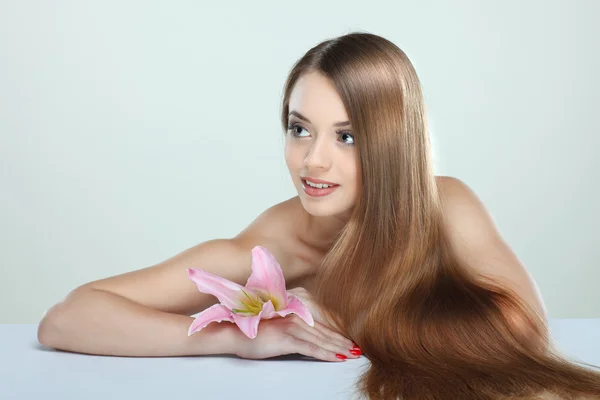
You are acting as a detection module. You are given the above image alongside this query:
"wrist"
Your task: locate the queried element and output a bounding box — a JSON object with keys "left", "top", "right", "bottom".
{"left": 187, "top": 320, "right": 243, "bottom": 356}
{"left": 221, "top": 323, "right": 248, "bottom": 357}
{"left": 218, "top": 323, "right": 243, "bottom": 356}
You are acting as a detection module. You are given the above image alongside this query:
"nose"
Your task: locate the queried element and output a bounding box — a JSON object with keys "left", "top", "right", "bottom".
{"left": 303, "top": 138, "right": 331, "bottom": 171}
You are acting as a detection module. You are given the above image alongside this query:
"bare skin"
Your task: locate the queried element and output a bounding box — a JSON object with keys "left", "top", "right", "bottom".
{"left": 36, "top": 71, "right": 365, "bottom": 363}
{"left": 234, "top": 195, "right": 337, "bottom": 293}
{"left": 38, "top": 70, "right": 545, "bottom": 363}
{"left": 241, "top": 173, "right": 547, "bottom": 328}
{"left": 35, "top": 194, "right": 365, "bottom": 362}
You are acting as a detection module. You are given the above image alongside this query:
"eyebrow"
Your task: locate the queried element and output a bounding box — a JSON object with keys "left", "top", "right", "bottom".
{"left": 288, "top": 110, "right": 351, "bottom": 127}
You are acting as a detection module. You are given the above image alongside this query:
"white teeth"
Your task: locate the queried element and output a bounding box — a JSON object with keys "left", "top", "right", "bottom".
{"left": 305, "top": 180, "right": 333, "bottom": 189}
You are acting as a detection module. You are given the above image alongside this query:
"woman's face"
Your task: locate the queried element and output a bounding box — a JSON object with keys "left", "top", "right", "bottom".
{"left": 284, "top": 71, "right": 360, "bottom": 219}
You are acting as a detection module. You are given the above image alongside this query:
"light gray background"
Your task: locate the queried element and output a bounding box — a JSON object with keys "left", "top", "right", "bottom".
{"left": 1, "top": 1, "right": 598, "bottom": 324}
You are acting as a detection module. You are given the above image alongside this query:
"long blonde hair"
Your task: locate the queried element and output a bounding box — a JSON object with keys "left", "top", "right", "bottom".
{"left": 280, "top": 31, "right": 600, "bottom": 399}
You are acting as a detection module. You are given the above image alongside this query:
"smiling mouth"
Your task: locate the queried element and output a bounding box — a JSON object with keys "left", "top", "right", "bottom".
{"left": 301, "top": 178, "right": 340, "bottom": 187}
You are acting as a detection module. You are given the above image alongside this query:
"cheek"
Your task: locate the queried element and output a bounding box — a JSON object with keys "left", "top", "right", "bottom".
{"left": 353, "top": 160, "right": 361, "bottom": 186}
{"left": 284, "top": 151, "right": 294, "bottom": 170}
{"left": 284, "top": 143, "right": 292, "bottom": 166}
{"left": 284, "top": 145, "right": 303, "bottom": 168}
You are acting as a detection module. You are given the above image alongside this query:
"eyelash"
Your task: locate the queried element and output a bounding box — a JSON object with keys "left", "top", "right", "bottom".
{"left": 286, "top": 123, "right": 355, "bottom": 147}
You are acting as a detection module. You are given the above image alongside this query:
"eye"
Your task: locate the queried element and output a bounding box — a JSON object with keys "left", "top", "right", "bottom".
{"left": 287, "top": 123, "right": 309, "bottom": 138}
{"left": 339, "top": 132, "right": 355, "bottom": 146}
{"left": 287, "top": 122, "right": 355, "bottom": 147}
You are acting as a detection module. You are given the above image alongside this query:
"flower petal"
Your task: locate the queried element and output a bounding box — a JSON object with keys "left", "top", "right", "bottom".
{"left": 244, "top": 246, "right": 288, "bottom": 310}
{"left": 258, "top": 299, "right": 279, "bottom": 320}
{"left": 187, "top": 268, "right": 244, "bottom": 309}
{"left": 275, "top": 294, "right": 314, "bottom": 327}
{"left": 188, "top": 304, "right": 235, "bottom": 336}
{"left": 232, "top": 300, "right": 275, "bottom": 339}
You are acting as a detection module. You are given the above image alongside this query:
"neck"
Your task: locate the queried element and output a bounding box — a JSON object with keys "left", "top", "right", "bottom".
{"left": 301, "top": 204, "right": 349, "bottom": 251}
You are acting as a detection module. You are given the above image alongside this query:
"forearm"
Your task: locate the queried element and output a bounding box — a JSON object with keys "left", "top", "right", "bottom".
{"left": 37, "top": 289, "right": 238, "bottom": 357}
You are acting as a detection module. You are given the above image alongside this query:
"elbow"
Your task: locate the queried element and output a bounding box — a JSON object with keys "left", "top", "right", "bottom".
{"left": 37, "top": 303, "right": 60, "bottom": 347}
{"left": 37, "top": 299, "right": 71, "bottom": 348}
{"left": 37, "top": 288, "right": 87, "bottom": 347}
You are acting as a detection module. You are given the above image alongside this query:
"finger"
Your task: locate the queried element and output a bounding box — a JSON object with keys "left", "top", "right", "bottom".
{"left": 285, "top": 336, "right": 346, "bottom": 362}
{"left": 290, "top": 315, "right": 359, "bottom": 358}
{"left": 287, "top": 319, "right": 356, "bottom": 358}
{"left": 311, "top": 320, "right": 355, "bottom": 349}
{"left": 289, "top": 310, "right": 354, "bottom": 348}
{"left": 291, "top": 314, "right": 355, "bottom": 350}
{"left": 307, "top": 322, "right": 358, "bottom": 359}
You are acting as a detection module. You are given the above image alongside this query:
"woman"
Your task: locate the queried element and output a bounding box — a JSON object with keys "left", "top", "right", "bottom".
{"left": 38, "top": 32, "right": 600, "bottom": 399}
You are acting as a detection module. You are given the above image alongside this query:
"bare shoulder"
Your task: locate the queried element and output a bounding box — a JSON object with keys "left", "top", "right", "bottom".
{"left": 54, "top": 196, "right": 309, "bottom": 319}
{"left": 235, "top": 196, "right": 312, "bottom": 284}
{"left": 435, "top": 175, "right": 469, "bottom": 198}
{"left": 236, "top": 196, "right": 301, "bottom": 241}
{"left": 435, "top": 175, "right": 501, "bottom": 241}
{"left": 435, "top": 174, "right": 500, "bottom": 246}
{"left": 434, "top": 175, "right": 548, "bottom": 320}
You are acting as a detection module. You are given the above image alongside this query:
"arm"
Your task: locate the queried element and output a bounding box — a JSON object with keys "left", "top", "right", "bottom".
{"left": 37, "top": 238, "right": 253, "bottom": 357}
{"left": 438, "top": 176, "right": 548, "bottom": 325}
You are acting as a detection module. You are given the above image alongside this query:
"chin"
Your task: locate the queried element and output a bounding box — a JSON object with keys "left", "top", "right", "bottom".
{"left": 302, "top": 205, "right": 334, "bottom": 217}
{"left": 299, "top": 195, "right": 353, "bottom": 218}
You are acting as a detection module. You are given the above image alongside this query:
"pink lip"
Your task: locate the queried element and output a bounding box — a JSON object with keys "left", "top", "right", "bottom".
{"left": 302, "top": 181, "right": 339, "bottom": 197}
{"left": 301, "top": 176, "right": 339, "bottom": 186}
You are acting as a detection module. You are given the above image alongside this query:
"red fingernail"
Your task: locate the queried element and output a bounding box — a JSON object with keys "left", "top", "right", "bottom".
{"left": 350, "top": 349, "right": 362, "bottom": 356}
{"left": 335, "top": 353, "right": 347, "bottom": 360}
{"left": 352, "top": 345, "right": 361, "bottom": 351}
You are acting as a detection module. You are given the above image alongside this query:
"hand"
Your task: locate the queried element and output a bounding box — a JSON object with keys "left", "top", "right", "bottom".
{"left": 232, "top": 287, "right": 358, "bottom": 362}
{"left": 232, "top": 313, "right": 359, "bottom": 362}
{"left": 286, "top": 287, "right": 345, "bottom": 335}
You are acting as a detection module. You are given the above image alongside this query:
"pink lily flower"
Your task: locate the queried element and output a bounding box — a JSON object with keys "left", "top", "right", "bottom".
{"left": 187, "top": 245, "right": 315, "bottom": 339}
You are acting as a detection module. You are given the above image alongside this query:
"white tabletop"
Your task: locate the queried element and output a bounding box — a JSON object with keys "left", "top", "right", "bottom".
{"left": 2, "top": 319, "right": 599, "bottom": 400}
